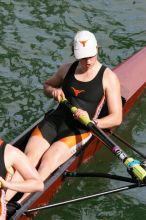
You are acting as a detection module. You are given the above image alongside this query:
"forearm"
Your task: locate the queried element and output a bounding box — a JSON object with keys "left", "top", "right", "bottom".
{"left": 5, "top": 179, "right": 44, "bottom": 193}
{"left": 44, "top": 84, "right": 56, "bottom": 97}
{"left": 93, "top": 113, "right": 122, "bottom": 129}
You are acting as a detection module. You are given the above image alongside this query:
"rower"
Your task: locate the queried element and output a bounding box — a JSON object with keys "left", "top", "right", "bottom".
{"left": 0, "top": 139, "right": 44, "bottom": 219}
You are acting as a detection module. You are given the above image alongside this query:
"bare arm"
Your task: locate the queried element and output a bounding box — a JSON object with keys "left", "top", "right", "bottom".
{"left": 93, "top": 68, "right": 123, "bottom": 129}
{"left": 44, "top": 63, "right": 71, "bottom": 101}
{"left": 0, "top": 144, "right": 44, "bottom": 193}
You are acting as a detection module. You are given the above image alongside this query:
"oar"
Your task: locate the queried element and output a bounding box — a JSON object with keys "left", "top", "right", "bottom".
{"left": 26, "top": 183, "right": 145, "bottom": 213}
{"left": 64, "top": 171, "right": 138, "bottom": 183}
{"left": 109, "top": 131, "right": 146, "bottom": 159}
{"left": 61, "top": 98, "right": 146, "bottom": 183}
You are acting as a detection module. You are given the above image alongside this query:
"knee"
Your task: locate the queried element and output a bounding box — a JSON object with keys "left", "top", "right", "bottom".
{"left": 25, "top": 151, "right": 41, "bottom": 166}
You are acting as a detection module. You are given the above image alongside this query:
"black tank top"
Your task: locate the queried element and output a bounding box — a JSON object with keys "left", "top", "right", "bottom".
{"left": 62, "top": 61, "right": 106, "bottom": 118}
{"left": 39, "top": 62, "right": 107, "bottom": 141}
{"left": 0, "top": 140, "right": 7, "bottom": 179}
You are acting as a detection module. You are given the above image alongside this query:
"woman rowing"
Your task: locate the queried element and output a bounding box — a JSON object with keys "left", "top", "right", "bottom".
{"left": 0, "top": 140, "right": 44, "bottom": 219}
{"left": 6, "top": 30, "right": 122, "bottom": 216}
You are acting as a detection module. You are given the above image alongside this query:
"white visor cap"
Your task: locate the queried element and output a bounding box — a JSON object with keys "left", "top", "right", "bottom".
{"left": 74, "top": 30, "right": 98, "bottom": 60}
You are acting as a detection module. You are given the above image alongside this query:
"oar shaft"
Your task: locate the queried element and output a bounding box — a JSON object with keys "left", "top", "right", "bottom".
{"left": 26, "top": 183, "right": 141, "bottom": 213}
{"left": 110, "top": 131, "right": 146, "bottom": 159}
{"left": 88, "top": 123, "right": 128, "bottom": 160}
{"left": 64, "top": 171, "right": 137, "bottom": 183}
{"left": 88, "top": 123, "right": 146, "bottom": 182}
{"left": 61, "top": 99, "right": 146, "bottom": 184}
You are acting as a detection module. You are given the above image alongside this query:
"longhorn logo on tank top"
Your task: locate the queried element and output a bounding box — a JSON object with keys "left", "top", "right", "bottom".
{"left": 71, "top": 87, "right": 85, "bottom": 96}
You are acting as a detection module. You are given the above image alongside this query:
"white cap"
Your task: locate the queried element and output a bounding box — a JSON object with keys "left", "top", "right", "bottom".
{"left": 73, "top": 30, "right": 98, "bottom": 60}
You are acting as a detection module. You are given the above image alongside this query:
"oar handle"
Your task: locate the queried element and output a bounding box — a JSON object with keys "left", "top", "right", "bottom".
{"left": 61, "top": 98, "right": 91, "bottom": 126}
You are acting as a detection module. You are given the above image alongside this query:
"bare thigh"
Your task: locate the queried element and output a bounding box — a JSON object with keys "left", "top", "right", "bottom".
{"left": 24, "top": 136, "right": 50, "bottom": 167}
{"left": 38, "top": 141, "right": 74, "bottom": 180}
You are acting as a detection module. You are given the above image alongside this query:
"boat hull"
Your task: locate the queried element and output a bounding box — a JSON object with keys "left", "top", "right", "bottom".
{"left": 10, "top": 47, "right": 146, "bottom": 220}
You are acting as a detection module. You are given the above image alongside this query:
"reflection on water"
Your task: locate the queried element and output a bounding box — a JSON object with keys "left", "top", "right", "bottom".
{"left": 0, "top": 0, "right": 146, "bottom": 219}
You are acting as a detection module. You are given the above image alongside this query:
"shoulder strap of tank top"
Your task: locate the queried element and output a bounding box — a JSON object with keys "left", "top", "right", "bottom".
{"left": 66, "top": 61, "right": 79, "bottom": 76}
{"left": 98, "top": 65, "right": 107, "bottom": 77}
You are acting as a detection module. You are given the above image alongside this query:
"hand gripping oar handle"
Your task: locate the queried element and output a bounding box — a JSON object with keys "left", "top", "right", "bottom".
{"left": 61, "top": 98, "right": 91, "bottom": 126}
{"left": 61, "top": 98, "right": 146, "bottom": 184}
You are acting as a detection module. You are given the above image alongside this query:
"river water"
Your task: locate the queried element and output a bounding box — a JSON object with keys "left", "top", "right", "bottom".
{"left": 0, "top": 0, "right": 146, "bottom": 219}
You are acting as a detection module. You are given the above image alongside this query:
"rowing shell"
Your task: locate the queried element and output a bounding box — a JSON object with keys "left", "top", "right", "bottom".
{"left": 10, "top": 47, "right": 146, "bottom": 220}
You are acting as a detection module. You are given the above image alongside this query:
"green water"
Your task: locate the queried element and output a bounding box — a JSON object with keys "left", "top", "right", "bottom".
{"left": 0, "top": 0, "right": 146, "bottom": 219}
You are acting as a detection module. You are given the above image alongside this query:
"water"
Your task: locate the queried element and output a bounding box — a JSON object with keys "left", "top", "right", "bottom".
{"left": 0, "top": 0, "right": 146, "bottom": 219}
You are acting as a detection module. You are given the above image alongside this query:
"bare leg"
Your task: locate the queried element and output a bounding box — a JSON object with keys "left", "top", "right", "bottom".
{"left": 6, "top": 136, "right": 50, "bottom": 202}
{"left": 18, "top": 141, "right": 74, "bottom": 204}
{"left": 38, "top": 141, "right": 74, "bottom": 179}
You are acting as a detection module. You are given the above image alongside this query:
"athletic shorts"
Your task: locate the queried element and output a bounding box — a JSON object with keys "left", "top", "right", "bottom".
{"left": 31, "top": 126, "right": 92, "bottom": 154}
{"left": 30, "top": 106, "right": 93, "bottom": 153}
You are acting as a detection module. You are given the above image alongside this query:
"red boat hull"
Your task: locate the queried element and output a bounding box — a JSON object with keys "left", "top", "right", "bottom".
{"left": 10, "top": 47, "right": 146, "bottom": 220}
